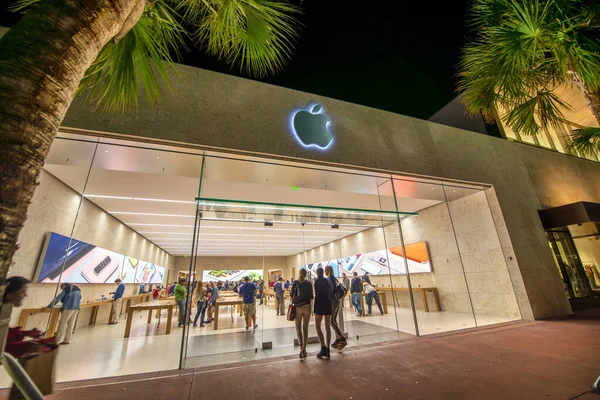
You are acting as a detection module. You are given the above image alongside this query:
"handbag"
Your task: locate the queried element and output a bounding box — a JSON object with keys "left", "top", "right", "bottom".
{"left": 334, "top": 279, "right": 348, "bottom": 300}
{"left": 286, "top": 303, "right": 296, "bottom": 321}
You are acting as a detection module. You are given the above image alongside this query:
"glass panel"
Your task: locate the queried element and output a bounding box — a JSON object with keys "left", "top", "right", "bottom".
{"left": 572, "top": 236, "right": 600, "bottom": 291}
{"left": 549, "top": 231, "right": 592, "bottom": 298}
{"left": 444, "top": 185, "right": 521, "bottom": 327}
{"left": 6, "top": 137, "right": 97, "bottom": 385}
{"left": 60, "top": 141, "right": 201, "bottom": 379}
{"left": 394, "top": 178, "right": 477, "bottom": 335}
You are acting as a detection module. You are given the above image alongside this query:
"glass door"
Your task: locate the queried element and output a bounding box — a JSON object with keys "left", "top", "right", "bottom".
{"left": 181, "top": 196, "right": 414, "bottom": 366}
{"left": 546, "top": 231, "right": 592, "bottom": 299}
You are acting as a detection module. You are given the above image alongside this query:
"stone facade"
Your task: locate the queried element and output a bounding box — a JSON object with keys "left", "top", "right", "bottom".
{"left": 61, "top": 64, "right": 600, "bottom": 320}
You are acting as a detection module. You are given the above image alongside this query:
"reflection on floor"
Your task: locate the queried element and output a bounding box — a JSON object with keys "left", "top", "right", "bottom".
{"left": 0, "top": 303, "right": 517, "bottom": 387}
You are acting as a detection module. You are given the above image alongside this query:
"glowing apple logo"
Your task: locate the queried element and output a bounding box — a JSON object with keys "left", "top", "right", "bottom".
{"left": 290, "top": 102, "right": 334, "bottom": 150}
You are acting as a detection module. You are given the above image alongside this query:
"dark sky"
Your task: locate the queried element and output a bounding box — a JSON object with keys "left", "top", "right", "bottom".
{"left": 1, "top": 1, "right": 470, "bottom": 120}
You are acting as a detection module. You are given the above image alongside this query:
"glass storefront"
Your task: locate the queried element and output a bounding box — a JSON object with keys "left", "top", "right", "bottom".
{"left": 2, "top": 132, "right": 523, "bottom": 385}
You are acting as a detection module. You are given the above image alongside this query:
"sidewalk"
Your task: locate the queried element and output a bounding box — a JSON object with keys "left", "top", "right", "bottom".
{"left": 5, "top": 309, "right": 600, "bottom": 400}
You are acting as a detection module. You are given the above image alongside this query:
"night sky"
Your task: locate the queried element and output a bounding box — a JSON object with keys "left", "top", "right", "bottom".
{"left": 1, "top": 0, "right": 470, "bottom": 120}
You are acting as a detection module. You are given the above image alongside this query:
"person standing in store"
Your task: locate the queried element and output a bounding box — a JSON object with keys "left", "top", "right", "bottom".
{"left": 291, "top": 268, "right": 313, "bottom": 360}
{"left": 175, "top": 277, "right": 188, "bottom": 327}
{"left": 363, "top": 282, "right": 384, "bottom": 316}
{"left": 224, "top": 280, "right": 229, "bottom": 290}
{"left": 238, "top": 276, "right": 258, "bottom": 330}
{"left": 109, "top": 278, "right": 125, "bottom": 325}
{"left": 342, "top": 273, "right": 350, "bottom": 308}
{"left": 350, "top": 272, "right": 363, "bottom": 316}
{"left": 325, "top": 265, "right": 347, "bottom": 351}
{"left": 258, "top": 278, "right": 265, "bottom": 305}
{"left": 284, "top": 280, "right": 291, "bottom": 289}
{"left": 47, "top": 283, "right": 82, "bottom": 345}
{"left": 362, "top": 271, "right": 372, "bottom": 285}
{"left": 192, "top": 281, "right": 208, "bottom": 327}
{"left": 313, "top": 267, "right": 333, "bottom": 359}
{"left": 205, "top": 281, "right": 219, "bottom": 323}
{"left": 274, "top": 277, "right": 285, "bottom": 316}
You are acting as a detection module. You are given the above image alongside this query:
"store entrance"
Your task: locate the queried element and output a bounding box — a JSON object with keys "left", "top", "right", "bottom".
{"left": 181, "top": 197, "right": 412, "bottom": 368}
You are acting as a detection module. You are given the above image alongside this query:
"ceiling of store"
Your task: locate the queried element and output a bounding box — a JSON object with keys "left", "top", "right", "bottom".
{"left": 43, "top": 136, "right": 482, "bottom": 257}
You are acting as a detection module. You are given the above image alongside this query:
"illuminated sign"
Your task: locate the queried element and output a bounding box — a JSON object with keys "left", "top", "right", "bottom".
{"left": 289, "top": 102, "right": 334, "bottom": 150}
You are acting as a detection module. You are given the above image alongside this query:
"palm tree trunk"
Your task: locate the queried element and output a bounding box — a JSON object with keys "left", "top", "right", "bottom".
{"left": 588, "top": 89, "right": 600, "bottom": 126}
{"left": 0, "top": 0, "right": 141, "bottom": 297}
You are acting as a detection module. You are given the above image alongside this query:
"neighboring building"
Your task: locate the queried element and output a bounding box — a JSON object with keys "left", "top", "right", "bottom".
{"left": 2, "top": 62, "right": 599, "bottom": 385}
{"left": 495, "top": 83, "right": 600, "bottom": 162}
{"left": 428, "top": 96, "right": 488, "bottom": 135}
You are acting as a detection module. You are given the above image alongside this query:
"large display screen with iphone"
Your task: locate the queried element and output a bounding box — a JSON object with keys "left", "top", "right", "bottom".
{"left": 35, "top": 232, "right": 166, "bottom": 284}
{"left": 202, "top": 269, "right": 263, "bottom": 283}
{"left": 300, "top": 241, "right": 431, "bottom": 277}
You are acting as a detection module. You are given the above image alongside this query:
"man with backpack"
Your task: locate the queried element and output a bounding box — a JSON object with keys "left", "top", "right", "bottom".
{"left": 350, "top": 272, "right": 363, "bottom": 316}
{"left": 325, "top": 265, "right": 347, "bottom": 351}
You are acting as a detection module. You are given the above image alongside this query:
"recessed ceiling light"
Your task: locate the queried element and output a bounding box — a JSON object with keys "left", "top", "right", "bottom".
{"left": 104, "top": 150, "right": 108, "bottom": 153}
{"left": 156, "top": 156, "right": 160, "bottom": 159}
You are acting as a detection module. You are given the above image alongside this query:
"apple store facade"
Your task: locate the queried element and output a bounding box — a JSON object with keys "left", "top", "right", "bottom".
{"left": 4, "top": 63, "right": 599, "bottom": 384}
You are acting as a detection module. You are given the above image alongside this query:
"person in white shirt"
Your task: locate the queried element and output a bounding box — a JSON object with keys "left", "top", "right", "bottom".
{"left": 362, "top": 282, "right": 384, "bottom": 315}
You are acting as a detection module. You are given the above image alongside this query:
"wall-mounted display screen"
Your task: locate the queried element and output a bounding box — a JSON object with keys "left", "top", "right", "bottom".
{"left": 35, "top": 232, "right": 165, "bottom": 284}
{"left": 202, "top": 269, "right": 263, "bottom": 282}
{"left": 301, "top": 241, "right": 431, "bottom": 277}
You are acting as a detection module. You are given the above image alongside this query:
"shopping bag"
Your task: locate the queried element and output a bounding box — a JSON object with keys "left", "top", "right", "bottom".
{"left": 286, "top": 304, "right": 296, "bottom": 321}
{"left": 22, "top": 350, "right": 56, "bottom": 395}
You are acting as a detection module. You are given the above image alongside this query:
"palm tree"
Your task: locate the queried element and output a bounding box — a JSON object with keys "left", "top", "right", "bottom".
{"left": 0, "top": 0, "right": 300, "bottom": 294}
{"left": 458, "top": 0, "right": 600, "bottom": 156}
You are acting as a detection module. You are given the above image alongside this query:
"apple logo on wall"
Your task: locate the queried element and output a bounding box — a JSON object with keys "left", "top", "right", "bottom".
{"left": 289, "top": 102, "right": 334, "bottom": 150}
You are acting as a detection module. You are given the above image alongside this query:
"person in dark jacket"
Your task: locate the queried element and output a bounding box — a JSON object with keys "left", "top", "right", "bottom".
{"left": 350, "top": 272, "right": 363, "bottom": 316}
{"left": 313, "top": 267, "right": 333, "bottom": 359}
{"left": 291, "top": 269, "right": 313, "bottom": 360}
{"left": 362, "top": 271, "right": 372, "bottom": 285}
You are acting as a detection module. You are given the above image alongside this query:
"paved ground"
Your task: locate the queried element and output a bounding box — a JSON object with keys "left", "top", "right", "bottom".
{"left": 3, "top": 308, "right": 599, "bottom": 399}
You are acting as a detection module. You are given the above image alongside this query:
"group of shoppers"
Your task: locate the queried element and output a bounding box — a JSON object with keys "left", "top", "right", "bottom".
{"left": 292, "top": 266, "right": 347, "bottom": 360}
{"left": 349, "top": 271, "right": 384, "bottom": 316}
{"left": 191, "top": 280, "right": 221, "bottom": 327}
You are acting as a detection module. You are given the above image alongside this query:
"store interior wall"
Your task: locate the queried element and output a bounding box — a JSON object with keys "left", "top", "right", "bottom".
{"left": 174, "top": 256, "right": 288, "bottom": 284}
{"left": 9, "top": 170, "right": 176, "bottom": 328}
{"left": 287, "top": 191, "right": 521, "bottom": 319}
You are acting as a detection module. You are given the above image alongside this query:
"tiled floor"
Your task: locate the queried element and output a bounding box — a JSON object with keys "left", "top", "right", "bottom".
{"left": 0, "top": 302, "right": 516, "bottom": 388}
{"left": 3, "top": 308, "right": 598, "bottom": 399}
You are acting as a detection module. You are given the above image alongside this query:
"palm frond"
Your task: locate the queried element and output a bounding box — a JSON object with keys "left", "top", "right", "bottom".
{"left": 503, "top": 90, "right": 570, "bottom": 136}
{"left": 568, "top": 127, "right": 600, "bottom": 156}
{"left": 77, "top": 0, "right": 186, "bottom": 114}
{"left": 178, "top": 0, "right": 300, "bottom": 77}
{"left": 459, "top": 0, "right": 600, "bottom": 140}
{"left": 8, "top": 0, "right": 40, "bottom": 13}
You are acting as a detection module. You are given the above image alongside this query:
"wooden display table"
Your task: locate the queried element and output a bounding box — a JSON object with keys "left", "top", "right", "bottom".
{"left": 213, "top": 297, "right": 244, "bottom": 330}
{"left": 359, "top": 291, "right": 389, "bottom": 316}
{"left": 122, "top": 293, "right": 153, "bottom": 315}
{"left": 17, "top": 307, "right": 61, "bottom": 337}
{"left": 378, "top": 287, "right": 440, "bottom": 312}
{"left": 124, "top": 299, "right": 176, "bottom": 338}
{"left": 81, "top": 299, "right": 113, "bottom": 325}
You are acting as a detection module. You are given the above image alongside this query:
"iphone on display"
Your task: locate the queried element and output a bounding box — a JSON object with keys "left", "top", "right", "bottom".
{"left": 81, "top": 250, "right": 120, "bottom": 283}
{"left": 339, "top": 255, "right": 361, "bottom": 273}
{"left": 360, "top": 260, "right": 382, "bottom": 275}
{"left": 136, "top": 262, "right": 156, "bottom": 283}
{"left": 41, "top": 239, "right": 94, "bottom": 283}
